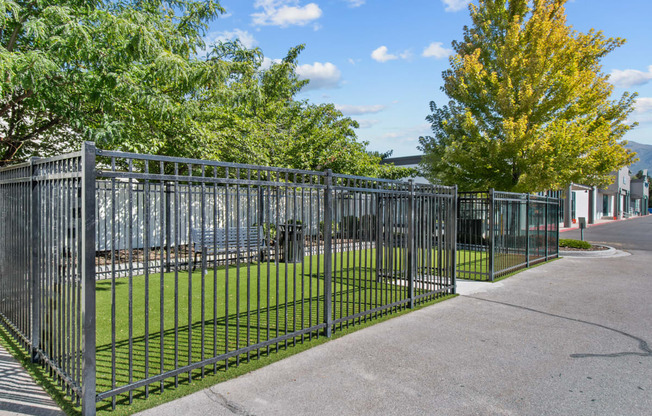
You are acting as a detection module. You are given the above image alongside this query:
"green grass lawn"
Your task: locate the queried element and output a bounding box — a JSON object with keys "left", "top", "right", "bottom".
{"left": 94, "top": 247, "right": 453, "bottom": 410}
{"left": 3, "top": 244, "right": 554, "bottom": 415}
{"left": 457, "top": 249, "right": 554, "bottom": 281}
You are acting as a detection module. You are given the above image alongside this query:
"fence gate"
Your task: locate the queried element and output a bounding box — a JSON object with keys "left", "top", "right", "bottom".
{"left": 457, "top": 189, "right": 560, "bottom": 281}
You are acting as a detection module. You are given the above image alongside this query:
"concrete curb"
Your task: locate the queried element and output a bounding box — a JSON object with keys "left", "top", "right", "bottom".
{"left": 559, "top": 245, "right": 627, "bottom": 258}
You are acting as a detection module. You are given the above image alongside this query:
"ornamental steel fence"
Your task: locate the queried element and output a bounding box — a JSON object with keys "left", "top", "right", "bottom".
{"left": 0, "top": 150, "right": 95, "bottom": 412}
{"left": 0, "top": 142, "right": 457, "bottom": 415}
{"left": 457, "top": 189, "right": 560, "bottom": 281}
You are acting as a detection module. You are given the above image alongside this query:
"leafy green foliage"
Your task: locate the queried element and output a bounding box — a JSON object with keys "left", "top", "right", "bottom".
{"left": 1, "top": 0, "right": 225, "bottom": 163}
{"left": 419, "top": 0, "right": 637, "bottom": 192}
{"left": 559, "top": 239, "right": 592, "bottom": 249}
{"left": 198, "top": 42, "right": 412, "bottom": 178}
{"left": 1, "top": 1, "right": 409, "bottom": 179}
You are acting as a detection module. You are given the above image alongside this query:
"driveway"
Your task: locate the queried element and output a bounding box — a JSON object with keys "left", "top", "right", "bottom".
{"left": 562, "top": 215, "right": 652, "bottom": 251}
{"left": 140, "top": 220, "right": 652, "bottom": 416}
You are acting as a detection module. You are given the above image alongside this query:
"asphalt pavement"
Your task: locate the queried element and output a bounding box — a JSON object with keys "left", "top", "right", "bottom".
{"left": 138, "top": 216, "right": 652, "bottom": 416}
{"left": 562, "top": 214, "right": 652, "bottom": 251}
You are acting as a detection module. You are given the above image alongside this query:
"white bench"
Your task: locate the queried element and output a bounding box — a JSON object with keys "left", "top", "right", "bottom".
{"left": 191, "top": 226, "right": 267, "bottom": 269}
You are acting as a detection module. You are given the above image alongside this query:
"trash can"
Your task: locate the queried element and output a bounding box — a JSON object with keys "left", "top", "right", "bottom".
{"left": 278, "top": 223, "right": 305, "bottom": 263}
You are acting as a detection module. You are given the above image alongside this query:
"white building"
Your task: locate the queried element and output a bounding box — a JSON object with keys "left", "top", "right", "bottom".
{"left": 380, "top": 155, "right": 429, "bottom": 184}
{"left": 382, "top": 154, "right": 649, "bottom": 227}
{"left": 630, "top": 169, "right": 650, "bottom": 216}
{"left": 559, "top": 166, "right": 649, "bottom": 227}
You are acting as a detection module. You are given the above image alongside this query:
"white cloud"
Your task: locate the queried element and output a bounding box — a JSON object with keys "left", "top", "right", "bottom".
{"left": 296, "top": 62, "right": 342, "bottom": 90}
{"left": 379, "top": 124, "right": 432, "bottom": 141}
{"left": 610, "top": 65, "right": 652, "bottom": 88}
{"left": 422, "top": 42, "right": 453, "bottom": 59}
{"left": 335, "top": 104, "right": 386, "bottom": 115}
{"left": 345, "top": 0, "right": 365, "bottom": 7}
{"left": 260, "top": 56, "right": 282, "bottom": 70}
{"left": 399, "top": 50, "right": 413, "bottom": 60}
{"left": 208, "top": 29, "right": 257, "bottom": 49}
{"left": 252, "top": 0, "right": 322, "bottom": 27}
{"left": 624, "top": 97, "right": 652, "bottom": 124}
{"left": 635, "top": 97, "right": 652, "bottom": 113}
{"left": 632, "top": 97, "right": 652, "bottom": 123}
{"left": 371, "top": 46, "right": 398, "bottom": 62}
{"left": 442, "top": 0, "right": 471, "bottom": 12}
{"left": 355, "top": 119, "right": 380, "bottom": 128}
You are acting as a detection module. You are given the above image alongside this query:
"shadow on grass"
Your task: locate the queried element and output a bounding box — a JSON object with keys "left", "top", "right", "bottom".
{"left": 0, "top": 323, "right": 78, "bottom": 416}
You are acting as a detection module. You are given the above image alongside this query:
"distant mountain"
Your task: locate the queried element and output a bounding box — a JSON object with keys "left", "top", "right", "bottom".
{"left": 625, "top": 141, "right": 652, "bottom": 175}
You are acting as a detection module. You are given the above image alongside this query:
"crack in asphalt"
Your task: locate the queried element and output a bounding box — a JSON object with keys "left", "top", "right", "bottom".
{"left": 465, "top": 295, "right": 652, "bottom": 359}
{"left": 204, "top": 388, "right": 256, "bottom": 416}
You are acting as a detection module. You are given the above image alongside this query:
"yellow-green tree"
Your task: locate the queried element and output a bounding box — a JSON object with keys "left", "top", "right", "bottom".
{"left": 418, "top": 0, "right": 638, "bottom": 192}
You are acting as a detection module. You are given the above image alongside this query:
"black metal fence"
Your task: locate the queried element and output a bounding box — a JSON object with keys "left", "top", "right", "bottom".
{"left": 0, "top": 143, "right": 458, "bottom": 415}
{"left": 0, "top": 150, "right": 95, "bottom": 412}
{"left": 457, "top": 190, "right": 560, "bottom": 281}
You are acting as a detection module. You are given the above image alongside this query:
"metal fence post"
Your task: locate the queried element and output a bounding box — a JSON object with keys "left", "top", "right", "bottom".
{"left": 451, "top": 185, "right": 458, "bottom": 294}
{"left": 556, "top": 201, "right": 560, "bottom": 258}
{"left": 323, "top": 170, "right": 333, "bottom": 337}
{"left": 81, "top": 142, "right": 97, "bottom": 416}
{"left": 407, "top": 180, "right": 415, "bottom": 308}
{"left": 564, "top": 184, "right": 572, "bottom": 227}
{"left": 544, "top": 196, "right": 549, "bottom": 261}
{"left": 30, "top": 157, "right": 40, "bottom": 363}
{"left": 165, "top": 182, "right": 172, "bottom": 273}
{"left": 488, "top": 189, "right": 495, "bottom": 282}
{"left": 525, "top": 194, "right": 530, "bottom": 268}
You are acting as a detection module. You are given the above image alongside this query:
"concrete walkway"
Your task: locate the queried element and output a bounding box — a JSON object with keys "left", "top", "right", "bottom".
{"left": 0, "top": 343, "right": 63, "bottom": 416}
{"left": 137, "top": 245, "right": 652, "bottom": 415}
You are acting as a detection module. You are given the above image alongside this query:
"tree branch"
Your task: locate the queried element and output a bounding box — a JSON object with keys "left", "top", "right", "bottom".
{"left": 21, "top": 117, "right": 61, "bottom": 143}
{"left": 6, "top": 23, "right": 22, "bottom": 52}
{"left": 0, "top": 90, "right": 33, "bottom": 118}
{"left": 6, "top": 1, "right": 38, "bottom": 52}
{"left": 2, "top": 115, "right": 63, "bottom": 165}
{"left": 1, "top": 140, "right": 26, "bottom": 166}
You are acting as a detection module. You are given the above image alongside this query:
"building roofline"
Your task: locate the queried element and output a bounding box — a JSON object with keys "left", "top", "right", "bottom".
{"left": 380, "top": 155, "right": 423, "bottom": 166}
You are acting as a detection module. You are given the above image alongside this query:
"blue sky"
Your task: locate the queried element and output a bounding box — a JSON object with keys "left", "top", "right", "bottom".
{"left": 206, "top": 0, "right": 652, "bottom": 157}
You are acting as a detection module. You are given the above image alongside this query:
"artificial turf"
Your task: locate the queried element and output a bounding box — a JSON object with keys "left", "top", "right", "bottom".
{"left": 94, "top": 247, "right": 454, "bottom": 411}
{"left": 0, "top": 246, "right": 474, "bottom": 415}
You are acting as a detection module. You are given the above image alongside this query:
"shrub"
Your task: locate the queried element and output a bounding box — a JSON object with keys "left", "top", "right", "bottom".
{"left": 559, "top": 239, "right": 592, "bottom": 249}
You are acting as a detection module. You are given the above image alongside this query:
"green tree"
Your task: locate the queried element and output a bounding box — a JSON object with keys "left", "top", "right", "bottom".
{"left": 0, "top": 0, "right": 228, "bottom": 165}
{"left": 198, "top": 42, "right": 413, "bottom": 178}
{"left": 1, "top": 1, "right": 411, "bottom": 179}
{"left": 418, "top": 0, "right": 637, "bottom": 192}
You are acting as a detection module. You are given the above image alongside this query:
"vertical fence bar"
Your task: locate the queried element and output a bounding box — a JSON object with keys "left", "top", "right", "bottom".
{"left": 488, "top": 189, "right": 495, "bottom": 282}
{"left": 526, "top": 194, "right": 530, "bottom": 268}
{"left": 30, "top": 157, "right": 40, "bottom": 362}
{"left": 165, "top": 183, "right": 172, "bottom": 273}
{"left": 323, "top": 170, "right": 333, "bottom": 338}
{"left": 451, "top": 185, "right": 458, "bottom": 294}
{"left": 556, "top": 200, "right": 560, "bottom": 258}
{"left": 545, "top": 196, "right": 549, "bottom": 261}
{"left": 81, "top": 142, "right": 97, "bottom": 416}
{"left": 407, "top": 180, "right": 415, "bottom": 308}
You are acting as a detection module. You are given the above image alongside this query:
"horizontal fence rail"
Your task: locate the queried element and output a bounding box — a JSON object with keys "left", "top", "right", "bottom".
{"left": 0, "top": 152, "right": 92, "bottom": 407}
{"left": 457, "top": 189, "right": 560, "bottom": 281}
{"left": 89, "top": 149, "right": 457, "bottom": 409}
{"left": 1, "top": 142, "right": 561, "bottom": 415}
{"left": 0, "top": 143, "right": 458, "bottom": 415}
